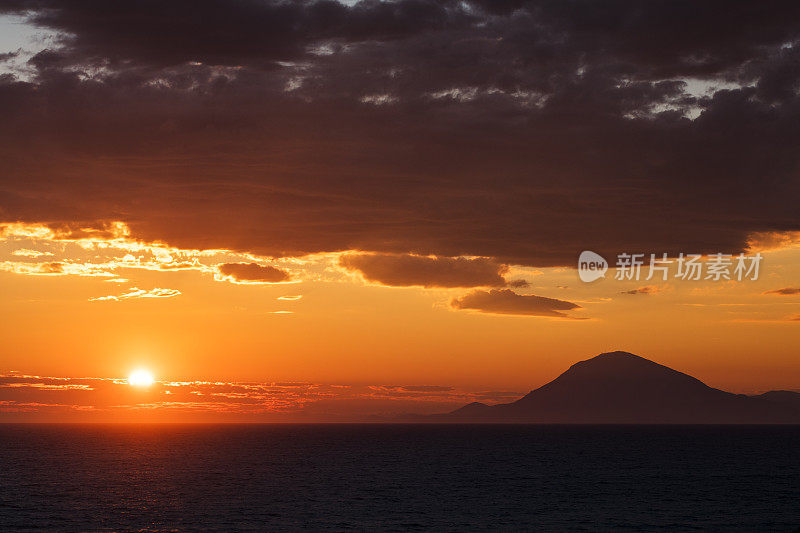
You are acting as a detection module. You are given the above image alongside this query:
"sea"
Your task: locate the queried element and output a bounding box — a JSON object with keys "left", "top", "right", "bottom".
{"left": 1, "top": 424, "right": 798, "bottom": 532}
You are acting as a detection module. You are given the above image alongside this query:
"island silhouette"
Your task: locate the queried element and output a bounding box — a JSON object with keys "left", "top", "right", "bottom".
{"left": 436, "top": 351, "right": 800, "bottom": 423}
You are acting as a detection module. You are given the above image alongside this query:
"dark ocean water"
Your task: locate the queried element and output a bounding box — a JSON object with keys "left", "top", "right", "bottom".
{"left": 1, "top": 425, "right": 799, "bottom": 532}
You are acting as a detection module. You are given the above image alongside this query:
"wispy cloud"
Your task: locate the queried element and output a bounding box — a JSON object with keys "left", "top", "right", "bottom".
{"left": 620, "top": 285, "right": 664, "bottom": 296}
{"left": 0, "top": 260, "right": 113, "bottom": 277}
{"left": 11, "top": 249, "right": 53, "bottom": 258}
{"left": 764, "top": 287, "right": 800, "bottom": 296}
{"left": 89, "top": 287, "right": 181, "bottom": 302}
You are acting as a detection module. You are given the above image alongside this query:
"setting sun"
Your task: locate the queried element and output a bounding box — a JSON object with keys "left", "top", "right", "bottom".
{"left": 127, "top": 369, "right": 155, "bottom": 387}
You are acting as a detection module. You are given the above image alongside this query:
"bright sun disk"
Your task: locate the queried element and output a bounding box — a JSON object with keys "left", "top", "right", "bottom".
{"left": 128, "top": 369, "right": 155, "bottom": 387}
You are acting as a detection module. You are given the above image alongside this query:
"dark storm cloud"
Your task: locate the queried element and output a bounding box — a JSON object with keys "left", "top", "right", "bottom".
{"left": 450, "top": 289, "right": 581, "bottom": 317}
{"left": 3, "top": 0, "right": 462, "bottom": 68}
{"left": 1, "top": 1, "right": 800, "bottom": 266}
{"left": 339, "top": 253, "right": 527, "bottom": 288}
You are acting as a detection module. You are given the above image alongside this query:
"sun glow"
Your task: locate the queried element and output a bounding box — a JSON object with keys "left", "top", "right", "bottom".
{"left": 127, "top": 368, "right": 155, "bottom": 387}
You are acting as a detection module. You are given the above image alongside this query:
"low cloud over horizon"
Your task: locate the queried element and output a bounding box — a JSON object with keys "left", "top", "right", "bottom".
{"left": 0, "top": 371, "right": 521, "bottom": 422}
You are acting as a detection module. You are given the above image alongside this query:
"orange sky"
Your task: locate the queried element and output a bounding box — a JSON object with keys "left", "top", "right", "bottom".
{"left": 2, "top": 3, "right": 800, "bottom": 421}
{"left": 1, "top": 222, "right": 798, "bottom": 421}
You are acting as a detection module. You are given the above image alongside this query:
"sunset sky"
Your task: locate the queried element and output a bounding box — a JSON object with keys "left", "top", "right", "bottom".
{"left": 1, "top": 1, "right": 799, "bottom": 421}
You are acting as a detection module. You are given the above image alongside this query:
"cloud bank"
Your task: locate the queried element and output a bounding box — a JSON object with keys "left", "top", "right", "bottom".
{"left": 0, "top": 1, "right": 799, "bottom": 267}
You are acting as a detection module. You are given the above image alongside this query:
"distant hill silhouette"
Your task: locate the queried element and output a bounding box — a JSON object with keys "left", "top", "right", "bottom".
{"left": 441, "top": 351, "right": 800, "bottom": 423}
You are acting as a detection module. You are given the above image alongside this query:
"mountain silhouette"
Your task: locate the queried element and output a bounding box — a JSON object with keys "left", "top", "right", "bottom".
{"left": 443, "top": 351, "right": 800, "bottom": 423}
